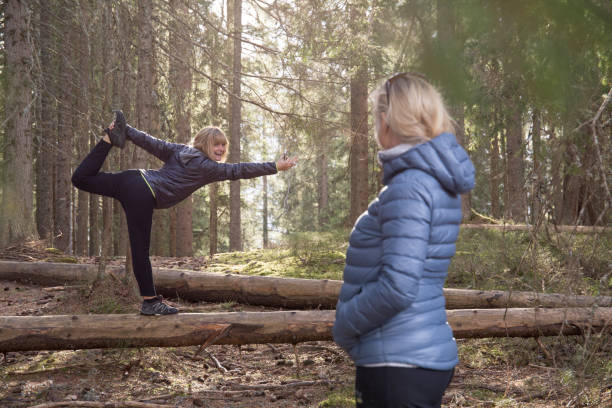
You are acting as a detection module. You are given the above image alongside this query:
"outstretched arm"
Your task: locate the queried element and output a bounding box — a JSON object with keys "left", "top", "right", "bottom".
{"left": 124, "top": 125, "right": 183, "bottom": 162}
{"left": 206, "top": 156, "right": 298, "bottom": 182}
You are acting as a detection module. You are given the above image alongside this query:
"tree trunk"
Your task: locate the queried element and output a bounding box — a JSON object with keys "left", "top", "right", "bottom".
{"left": 114, "top": 0, "right": 132, "bottom": 257}
{"left": 531, "top": 109, "right": 543, "bottom": 225}
{"left": 561, "top": 138, "right": 583, "bottom": 224}
{"left": 229, "top": 0, "right": 243, "bottom": 252}
{"left": 88, "top": 194, "right": 99, "bottom": 257}
{"left": 490, "top": 130, "right": 501, "bottom": 218}
{"left": 505, "top": 102, "right": 526, "bottom": 222}
{"left": 437, "top": 0, "right": 470, "bottom": 221}
{"left": 53, "top": 0, "right": 74, "bottom": 253}
{"left": 0, "top": 311, "right": 335, "bottom": 352}
{"left": 317, "top": 138, "right": 329, "bottom": 229}
{"left": 348, "top": 57, "right": 369, "bottom": 226}
{"left": 263, "top": 176, "right": 269, "bottom": 248}
{"left": 35, "top": 1, "right": 55, "bottom": 242}
{"left": 550, "top": 126, "right": 563, "bottom": 224}
{"left": 135, "top": 0, "right": 158, "bottom": 168}
{"left": 2, "top": 261, "right": 611, "bottom": 310}
{"left": 169, "top": 207, "right": 177, "bottom": 257}
{"left": 1, "top": 0, "right": 35, "bottom": 247}
{"left": 209, "top": 31, "right": 220, "bottom": 255}
{"left": 74, "top": 2, "right": 90, "bottom": 256}
{"left": 3, "top": 308, "right": 612, "bottom": 352}
{"left": 454, "top": 111, "right": 471, "bottom": 220}
{"left": 170, "top": 0, "right": 194, "bottom": 257}
{"left": 209, "top": 183, "right": 219, "bottom": 256}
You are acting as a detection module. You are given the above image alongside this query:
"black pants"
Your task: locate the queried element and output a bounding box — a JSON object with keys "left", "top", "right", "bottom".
{"left": 355, "top": 366, "right": 454, "bottom": 408}
{"left": 71, "top": 140, "right": 156, "bottom": 296}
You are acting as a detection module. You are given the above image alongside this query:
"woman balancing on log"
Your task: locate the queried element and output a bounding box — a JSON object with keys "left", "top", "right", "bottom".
{"left": 72, "top": 110, "right": 297, "bottom": 315}
{"left": 333, "top": 73, "right": 475, "bottom": 408}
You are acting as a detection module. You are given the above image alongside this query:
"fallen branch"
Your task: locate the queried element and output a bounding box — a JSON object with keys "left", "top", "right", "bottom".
{"left": 204, "top": 350, "right": 228, "bottom": 373}
{"left": 227, "top": 380, "right": 332, "bottom": 390}
{"left": 27, "top": 401, "right": 175, "bottom": 408}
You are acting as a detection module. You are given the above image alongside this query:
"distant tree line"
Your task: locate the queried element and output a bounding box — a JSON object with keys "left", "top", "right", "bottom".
{"left": 1, "top": 0, "right": 610, "bottom": 255}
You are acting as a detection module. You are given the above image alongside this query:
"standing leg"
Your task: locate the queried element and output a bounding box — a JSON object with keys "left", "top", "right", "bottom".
{"left": 118, "top": 171, "right": 178, "bottom": 315}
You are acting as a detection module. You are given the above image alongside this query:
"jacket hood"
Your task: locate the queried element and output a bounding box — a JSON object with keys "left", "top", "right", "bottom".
{"left": 178, "top": 146, "right": 206, "bottom": 165}
{"left": 381, "top": 132, "right": 475, "bottom": 194}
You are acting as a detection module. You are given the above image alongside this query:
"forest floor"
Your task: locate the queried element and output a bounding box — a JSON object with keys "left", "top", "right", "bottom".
{"left": 1, "top": 236, "right": 611, "bottom": 407}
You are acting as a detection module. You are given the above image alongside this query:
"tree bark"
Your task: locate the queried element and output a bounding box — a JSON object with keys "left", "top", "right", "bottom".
{"left": 53, "top": 0, "right": 74, "bottom": 253}
{"left": 505, "top": 100, "right": 526, "bottom": 222}
{"left": 490, "top": 116, "right": 501, "bottom": 219}
{"left": 316, "top": 128, "right": 329, "bottom": 228}
{"left": 74, "top": 1, "right": 90, "bottom": 257}
{"left": 229, "top": 0, "right": 243, "bottom": 252}
{"left": 209, "top": 183, "right": 219, "bottom": 255}
{"left": 263, "top": 176, "right": 269, "bottom": 248}
{"left": 208, "top": 29, "right": 221, "bottom": 255}
{"left": 531, "top": 109, "right": 543, "bottom": 225}
{"left": 169, "top": 0, "right": 194, "bottom": 257}
{"left": 549, "top": 126, "right": 564, "bottom": 224}
{"left": 1, "top": 0, "right": 36, "bottom": 247}
{"left": 35, "top": 1, "right": 55, "bottom": 242}
{"left": 2, "top": 261, "right": 611, "bottom": 310}
{"left": 348, "top": 4, "right": 369, "bottom": 227}
{"left": 2, "top": 308, "right": 612, "bottom": 352}
{"left": 169, "top": 208, "right": 177, "bottom": 257}
{"left": 437, "top": 0, "right": 470, "bottom": 221}
{"left": 0, "top": 311, "right": 334, "bottom": 352}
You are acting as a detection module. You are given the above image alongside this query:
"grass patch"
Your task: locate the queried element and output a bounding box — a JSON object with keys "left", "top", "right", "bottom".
{"left": 318, "top": 384, "right": 355, "bottom": 407}
{"left": 208, "top": 230, "right": 348, "bottom": 280}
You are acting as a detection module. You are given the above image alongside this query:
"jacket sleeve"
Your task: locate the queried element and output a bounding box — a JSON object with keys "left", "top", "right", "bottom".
{"left": 126, "top": 126, "right": 183, "bottom": 163}
{"left": 333, "top": 180, "right": 432, "bottom": 343}
{"left": 205, "top": 160, "right": 278, "bottom": 181}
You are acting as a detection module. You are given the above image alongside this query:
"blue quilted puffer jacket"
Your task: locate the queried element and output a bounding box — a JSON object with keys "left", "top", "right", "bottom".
{"left": 333, "top": 132, "right": 475, "bottom": 370}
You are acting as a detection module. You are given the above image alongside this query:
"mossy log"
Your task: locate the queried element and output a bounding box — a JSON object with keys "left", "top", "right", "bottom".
{"left": 1, "top": 261, "right": 612, "bottom": 309}
{"left": 1, "top": 308, "right": 611, "bottom": 352}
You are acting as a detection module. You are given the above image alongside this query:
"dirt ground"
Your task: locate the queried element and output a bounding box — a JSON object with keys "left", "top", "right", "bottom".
{"left": 1, "top": 243, "right": 610, "bottom": 407}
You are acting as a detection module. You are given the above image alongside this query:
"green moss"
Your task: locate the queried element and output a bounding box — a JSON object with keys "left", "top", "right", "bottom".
{"left": 318, "top": 384, "right": 355, "bottom": 407}
{"left": 55, "top": 256, "right": 78, "bottom": 263}
{"left": 207, "top": 235, "right": 346, "bottom": 281}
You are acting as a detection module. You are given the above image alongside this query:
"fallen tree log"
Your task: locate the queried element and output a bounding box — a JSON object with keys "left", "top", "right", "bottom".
{"left": 1, "top": 308, "right": 611, "bottom": 352}
{"left": 442, "top": 288, "right": 612, "bottom": 309}
{"left": 461, "top": 224, "right": 607, "bottom": 233}
{"left": 1, "top": 261, "right": 611, "bottom": 309}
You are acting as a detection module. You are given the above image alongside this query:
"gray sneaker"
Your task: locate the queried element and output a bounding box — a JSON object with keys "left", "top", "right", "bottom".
{"left": 140, "top": 295, "right": 179, "bottom": 315}
{"left": 104, "top": 110, "right": 127, "bottom": 148}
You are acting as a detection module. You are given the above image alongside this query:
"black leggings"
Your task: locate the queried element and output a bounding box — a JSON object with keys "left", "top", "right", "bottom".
{"left": 355, "top": 366, "right": 454, "bottom": 408}
{"left": 71, "top": 140, "right": 157, "bottom": 296}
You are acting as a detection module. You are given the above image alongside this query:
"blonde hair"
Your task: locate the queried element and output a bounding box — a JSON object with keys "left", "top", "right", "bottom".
{"left": 191, "top": 126, "right": 229, "bottom": 162}
{"left": 372, "top": 73, "right": 454, "bottom": 144}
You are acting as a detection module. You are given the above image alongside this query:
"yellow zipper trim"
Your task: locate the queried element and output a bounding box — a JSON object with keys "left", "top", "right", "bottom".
{"left": 138, "top": 170, "right": 157, "bottom": 199}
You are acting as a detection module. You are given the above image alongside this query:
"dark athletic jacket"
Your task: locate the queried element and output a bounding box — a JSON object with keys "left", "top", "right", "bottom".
{"left": 127, "top": 126, "right": 278, "bottom": 209}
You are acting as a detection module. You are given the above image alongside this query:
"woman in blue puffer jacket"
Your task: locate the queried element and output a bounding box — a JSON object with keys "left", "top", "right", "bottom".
{"left": 333, "top": 73, "right": 475, "bottom": 408}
